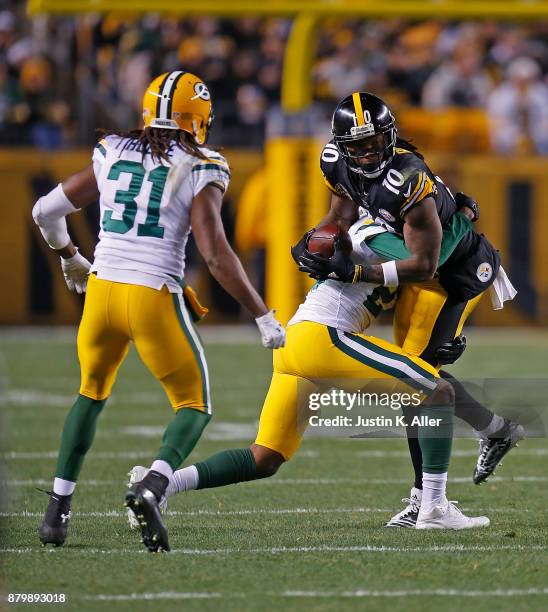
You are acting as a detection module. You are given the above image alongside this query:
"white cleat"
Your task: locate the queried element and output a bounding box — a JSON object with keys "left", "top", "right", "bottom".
{"left": 385, "top": 487, "right": 422, "bottom": 528}
{"left": 416, "top": 498, "right": 490, "bottom": 530}
{"left": 126, "top": 466, "right": 168, "bottom": 529}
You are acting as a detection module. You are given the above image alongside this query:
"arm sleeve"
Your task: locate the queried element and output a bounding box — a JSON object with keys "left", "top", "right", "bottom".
{"left": 366, "top": 212, "right": 472, "bottom": 265}
{"left": 191, "top": 156, "right": 231, "bottom": 196}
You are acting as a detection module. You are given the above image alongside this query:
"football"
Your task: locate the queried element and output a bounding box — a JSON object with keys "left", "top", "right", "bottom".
{"left": 307, "top": 223, "right": 352, "bottom": 258}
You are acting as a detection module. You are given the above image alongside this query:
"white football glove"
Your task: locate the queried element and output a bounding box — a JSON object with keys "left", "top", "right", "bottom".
{"left": 255, "top": 310, "right": 286, "bottom": 349}
{"left": 60, "top": 250, "right": 91, "bottom": 294}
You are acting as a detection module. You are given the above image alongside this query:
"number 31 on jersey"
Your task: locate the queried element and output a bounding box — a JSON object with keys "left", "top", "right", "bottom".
{"left": 102, "top": 160, "right": 169, "bottom": 238}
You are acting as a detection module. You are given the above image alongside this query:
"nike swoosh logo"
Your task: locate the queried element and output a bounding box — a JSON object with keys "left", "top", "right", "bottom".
{"left": 404, "top": 183, "right": 412, "bottom": 198}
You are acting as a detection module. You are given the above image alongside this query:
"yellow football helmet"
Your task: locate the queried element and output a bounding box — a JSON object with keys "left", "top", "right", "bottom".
{"left": 142, "top": 71, "right": 213, "bottom": 144}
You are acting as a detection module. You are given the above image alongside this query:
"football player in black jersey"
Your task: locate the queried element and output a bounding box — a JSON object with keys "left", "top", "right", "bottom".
{"left": 294, "top": 92, "right": 524, "bottom": 527}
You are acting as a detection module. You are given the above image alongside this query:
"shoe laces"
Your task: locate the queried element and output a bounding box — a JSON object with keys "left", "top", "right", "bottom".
{"left": 401, "top": 496, "right": 420, "bottom": 511}
{"left": 446, "top": 499, "right": 465, "bottom": 516}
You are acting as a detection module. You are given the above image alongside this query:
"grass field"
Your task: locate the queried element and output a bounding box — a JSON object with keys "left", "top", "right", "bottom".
{"left": 1, "top": 326, "right": 547, "bottom": 612}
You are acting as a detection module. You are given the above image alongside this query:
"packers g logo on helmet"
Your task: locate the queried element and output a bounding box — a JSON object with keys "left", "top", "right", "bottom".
{"left": 142, "top": 71, "right": 213, "bottom": 145}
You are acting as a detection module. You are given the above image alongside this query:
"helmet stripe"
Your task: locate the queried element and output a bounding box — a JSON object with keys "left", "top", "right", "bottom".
{"left": 158, "top": 71, "right": 185, "bottom": 119}
{"left": 352, "top": 92, "right": 365, "bottom": 126}
{"left": 166, "top": 71, "right": 186, "bottom": 119}
{"left": 155, "top": 72, "right": 172, "bottom": 117}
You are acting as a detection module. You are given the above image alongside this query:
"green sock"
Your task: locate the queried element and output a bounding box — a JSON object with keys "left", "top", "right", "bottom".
{"left": 55, "top": 394, "right": 106, "bottom": 481}
{"left": 157, "top": 408, "right": 211, "bottom": 471}
{"left": 418, "top": 405, "right": 454, "bottom": 473}
{"left": 195, "top": 448, "right": 257, "bottom": 489}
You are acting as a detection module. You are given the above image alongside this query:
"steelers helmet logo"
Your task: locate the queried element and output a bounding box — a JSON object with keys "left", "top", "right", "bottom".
{"left": 191, "top": 82, "right": 211, "bottom": 101}
{"left": 476, "top": 262, "right": 493, "bottom": 282}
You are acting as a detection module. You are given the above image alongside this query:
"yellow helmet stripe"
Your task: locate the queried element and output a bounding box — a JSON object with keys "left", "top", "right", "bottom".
{"left": 352, "top": 92, "right": 365, "bottom": 126}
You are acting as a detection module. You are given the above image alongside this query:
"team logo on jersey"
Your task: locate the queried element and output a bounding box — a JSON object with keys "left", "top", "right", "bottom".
{"left": 476, "top": 262, "right": 493, "bottom": 282}
{"left": 379, "top": 208, "right": 396, "bottom": 222}
{"left": 191, "top": 82, "right": 211, "bottom": 101}
{"left": 335, "top": 183, "right": 351, "bottom": 198}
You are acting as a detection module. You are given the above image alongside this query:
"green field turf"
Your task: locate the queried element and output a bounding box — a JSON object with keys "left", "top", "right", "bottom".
{"left": 1, "top": 327, "right": 547, "bottom": 612}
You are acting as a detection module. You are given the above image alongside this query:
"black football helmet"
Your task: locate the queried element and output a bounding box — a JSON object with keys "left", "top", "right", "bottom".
{"left": 331, "top": 92, "right": 397, "bottom": 178}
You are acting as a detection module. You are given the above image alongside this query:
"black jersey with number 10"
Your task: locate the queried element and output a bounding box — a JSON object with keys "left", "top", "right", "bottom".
{"left": 319, "top": 141, "right": 500, "bottom": 302}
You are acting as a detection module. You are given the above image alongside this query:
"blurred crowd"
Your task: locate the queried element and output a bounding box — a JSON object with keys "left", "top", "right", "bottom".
{"left": 1, "top": 6, "right": 547, "bottom": 154}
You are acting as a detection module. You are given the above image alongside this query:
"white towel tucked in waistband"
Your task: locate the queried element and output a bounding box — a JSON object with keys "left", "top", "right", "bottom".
{"left": 489, "top": 265, "right": 517, "bottom": 310}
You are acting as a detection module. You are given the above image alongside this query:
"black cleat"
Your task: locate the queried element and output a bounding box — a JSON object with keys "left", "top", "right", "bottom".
{"left": 37, "top": 490, "right": 72, "bottom": 547}
{"left": 125, "top": 471, "right": 170, "bottom": 553}
{"left": 473, "top": 420, "right": 525, "bottom": 484}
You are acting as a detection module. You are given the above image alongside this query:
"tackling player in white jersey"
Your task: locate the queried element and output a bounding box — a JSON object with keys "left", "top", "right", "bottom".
{"left": 130, "top": 213, "right": 491, "bottom": 530}
{"left": 33, "top": 71, "right": 285, "bottom": 552}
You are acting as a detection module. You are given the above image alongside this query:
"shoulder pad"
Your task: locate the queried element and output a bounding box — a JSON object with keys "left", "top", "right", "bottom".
{"left": 382, "top": 155, "right": 437, "bottom": 217}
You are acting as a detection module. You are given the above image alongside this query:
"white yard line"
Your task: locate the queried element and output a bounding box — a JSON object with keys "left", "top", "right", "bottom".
{"left": 282, "top": 588, "right": 548, "bottom": 598}
{"left": 84, "top": 592, "right": 222, "bottom": 601}
{"left": 78, "top": 588, "right": 548, "bottom": 601}
{"left": 1, "top": 544, "right": 546, "bottom": 556}
{"left": 0, "top": 506, "right": 532, "bottom": 519}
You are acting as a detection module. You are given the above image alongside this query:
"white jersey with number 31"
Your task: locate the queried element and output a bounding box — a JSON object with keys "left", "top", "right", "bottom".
{"left": 90, "top": 134, "right": 230, "bottom": 293}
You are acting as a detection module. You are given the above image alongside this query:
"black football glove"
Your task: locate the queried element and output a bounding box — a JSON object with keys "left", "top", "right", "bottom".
{"left": 291, "top": 229, "right": 315, "bottom": 267}
{"left": 298, "top": 240, "right": 358, "bottom": 282}
{"left": 435, "top": 334, "right": 467, "bottom": 365}
{"left": 455, "top": 192, "right": 480, "bottom": 222}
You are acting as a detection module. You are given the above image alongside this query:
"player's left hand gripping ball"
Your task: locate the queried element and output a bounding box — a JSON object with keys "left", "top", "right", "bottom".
{"left": 290, "top": 229, "right": 315, "bottom": 266}
{"left": 299, "top": 242, "right": 357, "bottom": 283}
{"left": 60, "top": 250, "right": 92, "bottom": 294}
{"left": 255, "top": 310, "right": 286, "bottom": 349}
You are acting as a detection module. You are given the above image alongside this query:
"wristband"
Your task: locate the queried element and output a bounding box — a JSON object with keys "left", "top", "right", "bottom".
{"left": 381, "top": 260, "right": 399, "bottom": 287}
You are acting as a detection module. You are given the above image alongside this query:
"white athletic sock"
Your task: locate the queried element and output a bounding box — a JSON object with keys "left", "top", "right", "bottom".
{"left": 150, "top": 460, "right": 173, "bottom": 481}
{"left": 421, "top": 472, "right": 448, "bottom": 512}
{"left": 478, "top": 414, "right": 506, "bottom": 438}
{"left": 53, "top": 477, "right": 76, "bottom": 497}
{"left": 166, "top": 465, "right": 199, "bottom": 497}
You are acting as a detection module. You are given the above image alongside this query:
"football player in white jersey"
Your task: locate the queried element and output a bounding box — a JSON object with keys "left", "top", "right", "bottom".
{"left": 129, "top": 214, "right": 491, "bottom": 530}
{"left": 33, "top": 71, "right": 285, "bottom": 552}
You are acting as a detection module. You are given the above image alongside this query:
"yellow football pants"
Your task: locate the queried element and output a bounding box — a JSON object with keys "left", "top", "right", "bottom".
{"left": 393, "top": 279, "right": 483, "bottom": 362}
{"left": 77, "top": 274, "right": 210, "bottom": 412}
{"left": 254, "top": 321, "right": 439, "bottom": 460}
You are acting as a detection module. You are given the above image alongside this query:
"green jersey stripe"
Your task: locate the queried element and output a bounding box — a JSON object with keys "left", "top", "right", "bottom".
{"left": 192, "top": 164, "right": 230, "bottom": 177}
{"left": 172, "top": 294, "right": 211, "bottom": 413}
{"left": 344, "top": 331, "right": 437, "bottom": 384}
{"left": 95, "top": 143, "right": 106, "bottom": 157}
{"left": 327, "top": 327, "right": 436, "bottom": 395}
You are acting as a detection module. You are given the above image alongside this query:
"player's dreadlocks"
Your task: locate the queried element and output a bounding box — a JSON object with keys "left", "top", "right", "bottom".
{"left": 98, "top": 127, "right": 210, "bottom": 163}
{"left": 395, "top": 137, "right": 424, "bottom": 161}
